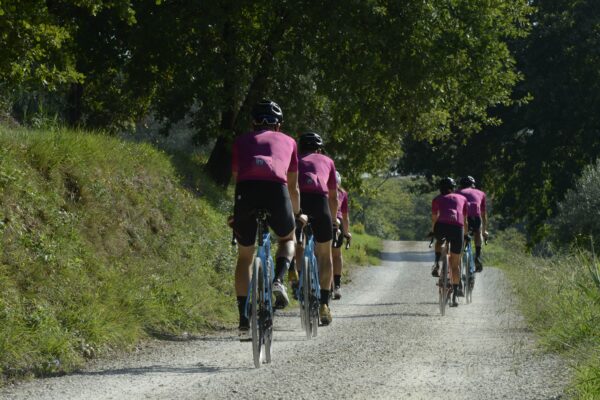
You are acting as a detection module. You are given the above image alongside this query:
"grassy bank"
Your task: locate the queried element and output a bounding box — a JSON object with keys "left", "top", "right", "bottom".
{"left": 487, "top": 230, "right": 600, "bottom": 399}
{"left": 0, "top": 127, "right": 382, "bottom": 382}
{"left": 0, "top": 127, "right": 238, "bottom": 381}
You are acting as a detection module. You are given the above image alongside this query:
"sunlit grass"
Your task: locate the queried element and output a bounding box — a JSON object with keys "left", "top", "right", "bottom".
{"left": 487, "top": 229, "right": 600, "bottom": 399}
{"left": 0, "top": 127, "right": 236, "bottom": 383}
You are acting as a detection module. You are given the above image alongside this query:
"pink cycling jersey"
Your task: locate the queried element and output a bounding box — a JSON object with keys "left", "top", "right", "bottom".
{"left": 337, "top": 188, "right": 348, "bottom": 220}
{"left": 456, "top": 188, "right": 486, "bottom": 217}
{"left": 231, "top": 130, "right": 298, "bottom": 184}
{"left": 298, "top": 153, "right": 337, "bottom": 195}
{"left": 432, "top": 193, "right": 468, "bottom": 227}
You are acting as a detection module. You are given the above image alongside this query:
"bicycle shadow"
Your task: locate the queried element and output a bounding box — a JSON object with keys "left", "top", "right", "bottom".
{"left": 72, "top": 363, "right": 242, "bottom": 377}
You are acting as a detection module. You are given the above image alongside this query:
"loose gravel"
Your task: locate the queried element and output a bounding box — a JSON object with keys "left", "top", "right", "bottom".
{"left": 0, "top": 241, "right": 568, "bottom": 399}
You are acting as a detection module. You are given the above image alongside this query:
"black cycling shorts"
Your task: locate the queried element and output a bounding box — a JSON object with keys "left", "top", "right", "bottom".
{"left": 434, "top": 222, "right": 464, "bottom": 255}
{"left": 467, "top": 216, "right": 482, "bottom": 233}
{"left": 233, "top": 180, "right": 295, "bottom": 246}
{"left": 300, "top": 192, "right": 332, "bottom": 243}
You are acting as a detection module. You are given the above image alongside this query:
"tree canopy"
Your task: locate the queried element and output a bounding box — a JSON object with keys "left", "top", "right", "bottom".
{"left": 1, "top": 0, "right": 531, "bottom": 186}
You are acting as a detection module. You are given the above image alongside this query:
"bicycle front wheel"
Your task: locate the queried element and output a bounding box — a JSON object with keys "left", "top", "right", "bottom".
{"left": 439, "top": 255, "right": 449, "bottom": 316}
{"left": 251, "top": 257, "right": 263, "bottom": 368}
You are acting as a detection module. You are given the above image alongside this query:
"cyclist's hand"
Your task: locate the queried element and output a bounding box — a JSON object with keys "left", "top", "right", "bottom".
{"left": 483, "top": 230, "right": 489, "bottom": 239}
{"left": 427, "top": 231, "right": 434, "bottom": 238}
{"left": 344, "top": 232, "right": 352, "bottom": 240}
{"left": 227, "top": 215, "right": 234, "bottom": 228}
{"left": 295, "top": 213, "right": 308, "bottom": 227}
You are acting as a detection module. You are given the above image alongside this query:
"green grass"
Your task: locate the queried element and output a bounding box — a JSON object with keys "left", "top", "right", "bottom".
{"left": 487, "top": 229, "right": 600, "bottom": 399}
{"left": 0, "top": 127, "right": 237, "bottom": 382}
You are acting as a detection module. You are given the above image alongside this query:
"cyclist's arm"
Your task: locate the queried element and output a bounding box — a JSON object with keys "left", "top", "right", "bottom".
{"left": 342, "top": 212, "right": 350, "bottom": 236}
{"left": 431, "top": 212, "right": 438, "bottom": 233}
{"left": 482, "top": 210, "right": 488, "bottom": 235}
{"left": 328, "top": 190, "right": 338, "bottom": 226}
{"left": 287, "top": 171, "right": 301, "bottom": 215}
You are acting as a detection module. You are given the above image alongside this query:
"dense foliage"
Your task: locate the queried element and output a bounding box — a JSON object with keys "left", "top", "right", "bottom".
{"left": 553, "top": 160, "right": 600, "bottom": 249}
{"left": 400, "top": 0, "right": 600, "bottom": 243}
{"left": 1, "top": 0, "right": 532, "bottom": 186}
{"left": 351, "top": 176, "right": 435, "bottom": 241}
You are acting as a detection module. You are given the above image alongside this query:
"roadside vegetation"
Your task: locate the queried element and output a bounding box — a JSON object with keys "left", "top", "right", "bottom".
{"left": 486, "top": 160, "right": 600, "bottom": 399}
{"left": 0, "top": 126, "right": 381, "bottom": 383}
{"left": 487, "top": 230, "right": 600, "bottom": 399}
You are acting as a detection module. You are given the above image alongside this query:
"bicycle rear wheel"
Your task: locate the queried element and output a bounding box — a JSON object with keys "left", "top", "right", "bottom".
{"left": 439, "top": 254, "right": 449, "bottom": 316}
{"left": 251, "top": 257, "right": 264, "bottom": 368}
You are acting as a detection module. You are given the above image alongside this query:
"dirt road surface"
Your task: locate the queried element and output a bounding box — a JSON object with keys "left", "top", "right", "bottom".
{"left": 1, "top": 241, "right": 568, "bottom": 399}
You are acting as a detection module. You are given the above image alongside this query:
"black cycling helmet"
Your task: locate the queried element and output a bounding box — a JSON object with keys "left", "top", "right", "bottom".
{"left": 298, "top": 131, "right": 324, "bottom": 153}
{"left": 438, "top": 177, "right": 456, "bottom": 192}
{"left": 459, "top": 175, "right": 476, "bottom": 188}
{"left": 251, "top": 99, "right": 283, "bottom": 125}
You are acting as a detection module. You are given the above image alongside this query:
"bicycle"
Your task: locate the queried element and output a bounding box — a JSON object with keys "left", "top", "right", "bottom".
{"left": 429, "top": 235, "right": 452, "bottom": 316}
{"left": 239, "top": 209, "right": 274, "bottom": 368}
{"left": 295, "top": 219, "right": 320, "bottom": 339}
{"left": 461, "top": 235, "right": 475, "bottom": 304}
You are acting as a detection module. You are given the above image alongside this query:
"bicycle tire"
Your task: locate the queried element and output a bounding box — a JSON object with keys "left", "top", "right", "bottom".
{"left": 464, "top": 249, "right": 472, "bottom": 304}
{"left": 302, "top": 255, "right": 312, "bottom": 339}
{"left": 251, "top": 257, "right": 262, "bottom": 368}
{"left": 264, "top": 257, "right": 273, "bottom": 364}
{"left": 440, "top": 252, "right": 449, "bottom": 316}
{"left": 309, "top": 254, "right": 319, "bottom": 337}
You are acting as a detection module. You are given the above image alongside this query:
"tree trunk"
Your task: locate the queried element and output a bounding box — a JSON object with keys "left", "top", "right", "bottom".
{"left": 204, "top": 134, "right": 234, "bottom": 187}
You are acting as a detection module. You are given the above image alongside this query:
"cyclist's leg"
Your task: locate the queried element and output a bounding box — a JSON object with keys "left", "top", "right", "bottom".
{"left": 332, "top": 246, "right": 343, "bottom": 299}
{"left": 431, "top": 223, "right": 444, "bottom": 277}
{"left": 448, "top": 226, "right": 464, "bottom": 306}
{"left": 332, "top": 220, "right": 344, "bottom": 295}
{"left": 266, "top": 182, "right": 296, "bottom": 309}
{"left": 233, "top": 182, "right": 260, "bottom": 331}
{"left": 302, "top": 193, "right": 334, "bottom": 324}
{"left": 469, "top": 216, "right": 484, "bottom": 271}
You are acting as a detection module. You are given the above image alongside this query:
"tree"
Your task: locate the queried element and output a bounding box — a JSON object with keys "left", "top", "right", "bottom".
{"left": 399, "top": 0, "right": 600, "bottom": 243}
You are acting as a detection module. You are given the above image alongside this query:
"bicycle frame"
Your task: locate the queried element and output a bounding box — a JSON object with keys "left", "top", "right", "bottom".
{"left": 430, "top": 236, "right": 452, "bottom": 315}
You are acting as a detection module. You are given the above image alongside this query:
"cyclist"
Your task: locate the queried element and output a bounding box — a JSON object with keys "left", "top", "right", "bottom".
{"left": 293, "top": 132, "right": 338, "bottom": 325}
{"left": 456, "top": 176, "right": 488, "bottom": 272}
{"left": 430, "top": 177, "right": 468, "bottom": 307}
{"left": 332, "top": 171, "right": 351, "bottom": 300}
{"left": 231, "top": 99, "right": 301, "bottom": 336}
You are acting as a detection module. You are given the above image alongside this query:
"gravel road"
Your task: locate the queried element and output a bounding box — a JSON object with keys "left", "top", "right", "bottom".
{"left": 1, "top": 241, "right": 568, "bottom": 400}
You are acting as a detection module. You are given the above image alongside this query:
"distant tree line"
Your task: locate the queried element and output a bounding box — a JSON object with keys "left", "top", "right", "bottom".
{"left": 1, "top": 0, "right": 530, "bottom": 187}
{"left": 400, "top": 0, "right": 600, "bottom": 244}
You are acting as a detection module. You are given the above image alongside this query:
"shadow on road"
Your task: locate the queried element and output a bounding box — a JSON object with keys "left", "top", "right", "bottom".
{"left": 336, "top": 312, "right": 432, "bottom": 319}
{"left": 73, "top": 363, "right": 241, "bottom": 377}
{"left": 380, "top": 251, "right": 430, "bottom": 262}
